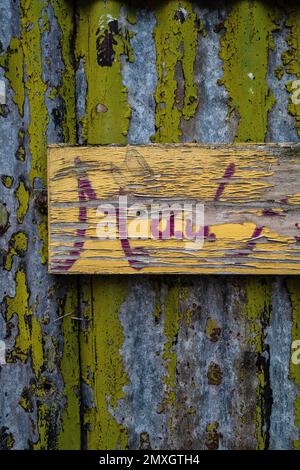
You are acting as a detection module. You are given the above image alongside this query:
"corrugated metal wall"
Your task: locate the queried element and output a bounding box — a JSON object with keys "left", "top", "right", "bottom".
{"left": 0, "top": 0, "right": 300, "bottom": 450}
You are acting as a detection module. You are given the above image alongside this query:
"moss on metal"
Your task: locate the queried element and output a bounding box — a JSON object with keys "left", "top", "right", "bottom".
{"left": 4, "top": 231, "right": 28, "bottom": 271}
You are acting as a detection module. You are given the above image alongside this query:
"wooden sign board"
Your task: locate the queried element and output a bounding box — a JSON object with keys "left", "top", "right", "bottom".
{"left": 48, "top": 143, "right": 300, "bottom": 274}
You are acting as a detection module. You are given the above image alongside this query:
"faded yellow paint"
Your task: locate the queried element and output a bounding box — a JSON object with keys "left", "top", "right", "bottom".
{"left": 6, "top": 269, "right": 31, "bottom": 364}
{"left": 48, "top": 144, "right": 300, "bottom": 274}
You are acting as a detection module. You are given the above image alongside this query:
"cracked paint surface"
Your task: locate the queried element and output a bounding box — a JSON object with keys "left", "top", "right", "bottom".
{"left": 1, "top": 0, "right": 80, "bottom": 450}
{"left": 2, "top": 0, "right": 300, "bottom": 450}
{"left": 282, "top": 5, "right": 300, "bottom": 138}
{"left": 219, "top": 1, "right": 281, "bottom": 142}
{"left": 152, "top": 1, "right": 203, "bottom": 143}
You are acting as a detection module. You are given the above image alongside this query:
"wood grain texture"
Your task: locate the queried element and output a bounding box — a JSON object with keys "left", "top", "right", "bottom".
{"left": 48, "top": 143, "right": 300, "bottom": 274}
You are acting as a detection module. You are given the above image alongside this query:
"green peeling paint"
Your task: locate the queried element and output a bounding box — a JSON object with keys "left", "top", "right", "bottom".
{"left": 0, "top": 37, "right": 24, "bottom": 115}
{"left": 50, "top": 0, "right": 76, "bottom": 144}
{"left": 205, "top": 421, "right": 220, "bottom": 450}
{"left": 33, "top": 403, "right": 51, "bottom": 450}
{"left": 1, "top": 175, "right": 13, "bottom": 188}
{"left": 75, "top": 0, "right": 133, "bottom": 144}
{"left": 1, "top": 1, "right": 49, "bottom": 183}
{"left": 33, "top": 287, "right": 81, "bottom": 450}
{"left": 152, "top": 1, "right": 203, "bottom": 142}
{"left": 220, "top": 1, "right": 279, "bottom": 449}
{"left": 220, "top": 0, "right": 280, "bottom": 142}
{"left": 76, "top": 0, "right": 133, "bottom": 450}
{"left": 80, "top": 277, "right": 129, "bottom": 450}
{"left": 16, "top": 144, "right": 25, "bottom": 161}
{"left": 244, "top": 279, "right": 272, "bottom": 450}
{"left": 162, "top": 286, "right": 180, "bottom": 407}
{"left": 6, "top": 269, "right": 31, "bottom": 364}
{"left": 5, "top": 269, "right": 43, "bottom": 376}
{"left": 31, "top": 314, "right": 44, "bottom": 377}
{"left": 0, "top": 0, "right": 79, "bottom": 452}
{"left": 16, "top": 129, "right": 25, "bottom": 161}
{"left": 20, "top": 0, "right": 48, "bottom": 185}
{"left": 1, "top": 0, "right": 50, "bottom": 180}
{"left": 282, "top": 8, "right": 300, "bottom": 137}
{"left": 4, "top": 231, "right": 28, "bottom": 271}
{"left": 274, "top": 65, "right": 284, "bottom": 81}
{"left": 19, "top": 391, "right": 32, "bottom": 413}
{"left": 15, "top": 180, "right": 29, "bottom": 224}
{"left": 286, "top": 279, "right": 300, "bottom": 449}
{"left": 57, "top": 287, "right": 81, "bottom": 450}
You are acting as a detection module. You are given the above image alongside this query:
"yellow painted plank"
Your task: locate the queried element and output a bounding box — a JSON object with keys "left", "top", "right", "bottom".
{"left": 48, "top": 143, "right": 300, "bottom": 274}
